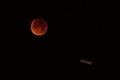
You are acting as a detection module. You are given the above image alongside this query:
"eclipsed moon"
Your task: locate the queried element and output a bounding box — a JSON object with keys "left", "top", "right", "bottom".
{"left": 30, "top": 18, "right": 48, "bottom": 36}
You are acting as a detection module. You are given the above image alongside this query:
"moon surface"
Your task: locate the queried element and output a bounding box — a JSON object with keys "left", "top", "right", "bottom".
{"left": 30, "top": 18, "right": 48, "bottom": 36}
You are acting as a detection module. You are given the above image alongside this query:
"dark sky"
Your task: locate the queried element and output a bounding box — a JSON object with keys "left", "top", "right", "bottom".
{"left": 0, "top": 1, "right": 120, "bottom": 79}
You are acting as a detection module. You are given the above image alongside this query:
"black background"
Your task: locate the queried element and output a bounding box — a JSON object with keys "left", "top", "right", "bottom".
{"left": 0, "top": 1, "right": 120, "bottom": 79}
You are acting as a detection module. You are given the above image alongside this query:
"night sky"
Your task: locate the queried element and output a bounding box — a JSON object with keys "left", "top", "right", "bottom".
{"left": 0, "top": 1, "right": 120, "bottom": 79}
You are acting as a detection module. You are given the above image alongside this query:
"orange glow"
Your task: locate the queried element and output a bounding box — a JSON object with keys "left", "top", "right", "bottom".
{"left": 30, "top": 18, "right": 48, "bottom": 36}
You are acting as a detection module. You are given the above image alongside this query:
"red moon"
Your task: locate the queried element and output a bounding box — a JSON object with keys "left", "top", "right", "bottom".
{"left": 30, "top": 18, "right": 48, "bottom": 36}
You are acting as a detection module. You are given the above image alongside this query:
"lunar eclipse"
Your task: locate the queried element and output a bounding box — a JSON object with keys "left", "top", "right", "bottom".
{"left": 30, "top": 18, "right": 48, "bottom": 36}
